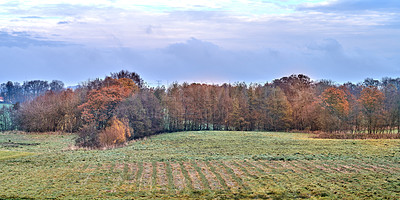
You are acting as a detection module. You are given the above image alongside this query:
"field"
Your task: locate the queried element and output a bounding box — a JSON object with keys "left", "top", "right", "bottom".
{"left": 0, "top": 103, "right": 12, "bottom": 108}
{"left": 0, "top": 131, "right": 399, "bottom": 199}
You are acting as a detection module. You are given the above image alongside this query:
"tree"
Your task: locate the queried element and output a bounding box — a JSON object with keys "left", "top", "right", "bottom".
{"left": 0, "top": 105, "right": 18, "bottom": 131}
{"left": 79, "top": 78, "right": 137, "bottom": 128}
{"left": 110, "top": 70, "right": 144, "bottom": 88}
{"left": 1, "top": 81, "right": 24, "bottom": 103}
{"left": 17, "top": 89, "right": 81, "bottom": 133}
{"left": 265, "top": 87, "right": 292, "bottom": 131}
{"left": 23, "top": 80, "right": 49, "bottom": 100}
{"left": 77, "top": 78, "right": 138, "bottom": 147}
{"left": 49, "top": 80, "right": 64, "bottom": 92}
{"left": 359, "top": 86, "right": 385, "bottom": 134}
{"left": 272, "top": 74, "right": 315, "bottom": 130}
{"left": 116, "top": 89, "right": 164, "bottom": 138}
{"left": 320, "top": 87, "right": 350, "bottom": 132}
{"left": 321, "top": 87, "right": 349, "bottom": 118}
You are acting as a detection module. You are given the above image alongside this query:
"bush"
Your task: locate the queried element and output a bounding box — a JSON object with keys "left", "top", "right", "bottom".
{"left": 75, "top": 123, "right": 100, "bottom": 147}
{"left": 99, "top": 117, "right": 132, "bottom": 147}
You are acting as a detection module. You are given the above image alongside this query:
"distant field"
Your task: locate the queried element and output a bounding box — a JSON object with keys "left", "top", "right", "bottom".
{"left": 0, "top": 131, "right": 399, "bottom": 199}
{"left": 0, "top": 103, "right": 12, "bottom": 108}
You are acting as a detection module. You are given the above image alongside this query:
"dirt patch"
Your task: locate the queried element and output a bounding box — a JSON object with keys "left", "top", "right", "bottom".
{"left": 238, "top": 161, "right": 262, "bottom": 177}
{"left": 210, "top": 162, "right": 240, "bottom": 190}
{"left": 127, "top": 163, "right": 138, "bottom": 182}
{"left": 289, "top": 160, "right": 313, "bottom": 173}
{"left": 183, "top": 162, "right": 203, "bottom": 190}
{"left": 140, "top": 162, "right": 153, "bottom": 190}
{"left": 223, "top": 161, "right": 247, "bottom": 186}
{"left": 282, "top": 161, "right": 306, "bottom": 174}
{"left": 196, "top": 161, "right": 223, "bottom": 190}
{"left": 248, "top": 161, "right": 272, "bottom": 174}
{"left": 156, "top": 162, "right": 168, "bottom": 190}
{"left": 170, "top": 162, "right": 186, "bottom": 190}
{"left": 258, "top": 160, "right": 280, "bottom": 170}
{"left": 0, "top": 142, "right": 40, "bottom": 147}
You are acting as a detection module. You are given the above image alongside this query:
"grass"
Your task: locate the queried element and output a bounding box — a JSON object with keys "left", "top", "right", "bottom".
{"left": 165, "top": 162, "right": 175, "bottom": 191}
{"left": 0, "top": 131, "right": 399, "bottom": 199}
{"left": 0, "top": 150, "right": 34, "bottom": 161}
{"left": 0, "top": 103, "right": 12, "bottom": 109}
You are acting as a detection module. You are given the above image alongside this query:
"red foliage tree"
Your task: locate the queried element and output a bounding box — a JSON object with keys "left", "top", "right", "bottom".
{"left": 77, "top": 78, "right": 138, "bottom": 147}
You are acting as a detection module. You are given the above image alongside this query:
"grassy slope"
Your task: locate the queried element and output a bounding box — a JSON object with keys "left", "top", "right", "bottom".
{"left": 0, "top": 131, "right": 399, "bottom": 199}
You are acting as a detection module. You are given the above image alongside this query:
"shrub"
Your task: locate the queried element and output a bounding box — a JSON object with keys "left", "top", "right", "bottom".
{"left": 99, "top": 117, "right": 132, "bottom": 147}
{"left": 75, "top": 123, "right": 100, "bottom": 147}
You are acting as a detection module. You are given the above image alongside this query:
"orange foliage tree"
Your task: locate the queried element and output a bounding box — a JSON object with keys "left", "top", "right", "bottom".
{"left": 322, "top": 87, "right": 350, "bottom": 118}
{"left": 359, "top": 86, "right": 385, "bottom": 133}
{"left": 79, "top": 78, "right": 137, "bottom": 127}
{"left": 77, "top": 77, "right": 138, "bottom": 147}
{"left": 320, "top": 87, "right": 350, "bottom": 132}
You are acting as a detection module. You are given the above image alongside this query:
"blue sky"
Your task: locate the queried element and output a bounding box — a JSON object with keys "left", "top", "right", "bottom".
{"left": 0, "top": 0, "right": 399, "bottom": 86}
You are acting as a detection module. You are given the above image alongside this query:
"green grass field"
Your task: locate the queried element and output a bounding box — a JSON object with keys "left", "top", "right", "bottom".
{"left": 0, "top": 103, "right": 12, "bottom": 108}
{"left": 0, "top": 131, "right": 399, "bottom": 199}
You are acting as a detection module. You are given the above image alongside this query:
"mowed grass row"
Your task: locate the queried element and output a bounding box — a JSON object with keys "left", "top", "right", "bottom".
{"left": 0, "top": 131, "right": 400, "bottom": 199}
{"left": 1, "top": 159, "right": 399, "bottom": 199}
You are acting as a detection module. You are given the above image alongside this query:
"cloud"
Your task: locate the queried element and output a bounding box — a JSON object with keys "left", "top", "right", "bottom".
{"left": 145, "top": 25, "right": 153, "bottom": 34}
{"left": 164, "top": 38, "right": 220, "bottom": 60}
{"left": 0, "top": 1, "right": 399, "bottom": 86}
{"left": 167, "top": 10, "right": 227, "bottom": 21}
{"left": 136, "top": 38, "right": 400, "bottom": 84}
{"left": 57, "top": 21, "right": 70, "bottom": 25}
{"left": 20, "top": 16, "right": 42, "bottom": 19}
{"left": 307, "top": 38, "right": 343, "bottom": 53}
{"left": 299, "top": 0, "right": 400, "bottom": 12}
{"left": 0, "top": 31, "right": 69, "bottom": 47}
{"left": 0, "top": 37, "right": 399, "bottom": 86}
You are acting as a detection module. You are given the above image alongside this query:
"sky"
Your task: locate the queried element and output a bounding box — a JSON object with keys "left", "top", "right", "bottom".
{"left": 0, "top": 0, "right": 399, "bottom": 86}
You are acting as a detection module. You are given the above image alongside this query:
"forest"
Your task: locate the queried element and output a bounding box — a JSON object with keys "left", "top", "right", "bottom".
{"left": 1, "top": 70, "right": 400, "bottom": 147}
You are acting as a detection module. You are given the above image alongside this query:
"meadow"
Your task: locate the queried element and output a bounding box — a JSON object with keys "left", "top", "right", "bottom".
{"left": 0, "top": 103, "right": 12, "bottom": 108}
{"left": 0, "top": 131, "right": 399, "bottom": 199}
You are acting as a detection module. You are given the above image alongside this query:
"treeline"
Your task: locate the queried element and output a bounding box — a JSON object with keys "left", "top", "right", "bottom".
{"left": 1, "top": 71, "right": 400, "bottom": 147}
{"left": 0, "top": 80, "right": 64, "bottom": 103}
{"left": 158, "top": 75, "right": 400, "bottom": 135}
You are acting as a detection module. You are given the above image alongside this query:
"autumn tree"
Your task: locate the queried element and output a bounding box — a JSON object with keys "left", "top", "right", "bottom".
{"left": 229, "top": 83, "right": 250, "bottom": 131}
{"left": 321, "top": 87, "right": 350, "bottom": 117}
{"left": 264, "top": 86, "right": 292, "bottom": 131}
{"left": 163, "top": 83, "right": 185, "bottom": 132}
{"left": 110, "top": 70, "right": 144, "bottom": 88}
{"left": 77, "top": 77, "right": 138, "bottom": 147}
{"left": 214, "top": 84, "right": 233, "bottom": 130}
{"left": 320, "top": 87, "right": 350, "bottom": 132}
{"left": 381, "top": 77, "right": 400, "bottom": 133}
{"left": 116, "top": 89, "right": 164, "bottom": 138}
{"left": 273, "top": 74, "right": 315, "bottom": 130}
{"left": 359, "top": 86, "right": 385, "bottom": 134}
{"left": 7, "top": 71, "right": 400, "bottom": 141}
{"left": 17, "top": 89, "right": 81, "bottom": 133}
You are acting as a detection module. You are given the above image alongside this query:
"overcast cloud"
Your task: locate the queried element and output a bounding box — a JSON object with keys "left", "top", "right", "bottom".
{"left": 0, "top": 0, "right": 399, "bottom": 86}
